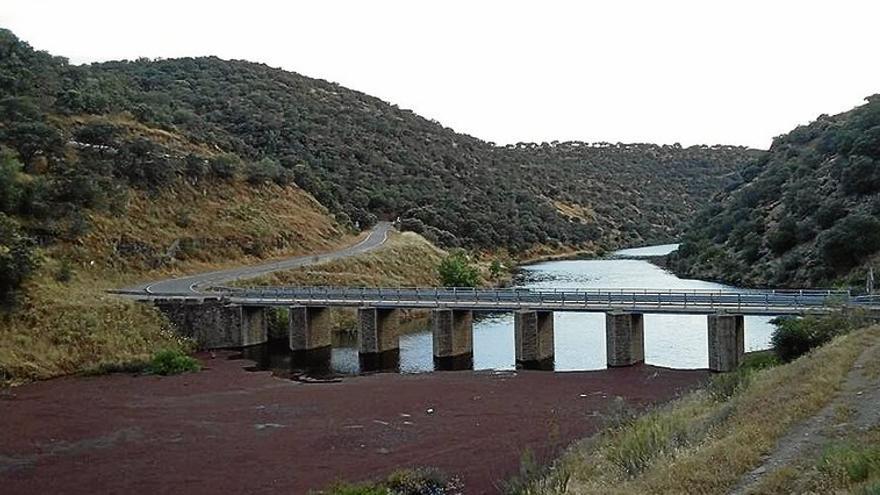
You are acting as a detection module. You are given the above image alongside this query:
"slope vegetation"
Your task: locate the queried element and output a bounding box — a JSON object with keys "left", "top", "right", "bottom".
{"left": 0, "top": 29, "right": 754, "bottom": 261}
{"left": 672, "top": 95, "right": 880, "bottom": 288}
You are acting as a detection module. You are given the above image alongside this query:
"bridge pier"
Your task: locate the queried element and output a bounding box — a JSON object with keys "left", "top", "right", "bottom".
{"left": 432, "top": 309, "right": 473, "bottom": 370}
{"left": 605, "top": 311, "right": 645, "bottom": 367}
{"left": 240, "top": 305, "right": 268, "bottom": 347}
{"left": 708, "top": 313, "right": 745, "bottom": 372}
{"left": 155, "top": 299, "right": 268, "bottom": 349}
{"left": 289, "top": 306, "right": 332, "bottom": 348}
{"left": 358, "top": 307, "right": 401, "bottom": 371}
{"left": 514, "top": 310, "right": 554, "bottom": 370}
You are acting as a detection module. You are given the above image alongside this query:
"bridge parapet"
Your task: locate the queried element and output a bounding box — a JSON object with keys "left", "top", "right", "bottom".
{"left": 213, "top": 286, "right": 852, "bottom": 316}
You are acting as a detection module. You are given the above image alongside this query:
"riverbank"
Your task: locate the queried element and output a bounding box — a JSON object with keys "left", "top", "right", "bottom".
{"left": 516, "top": 324, "right": 880, "bottom": 494}
{"left": 0, "top": 352, "right": 706, "bottom": 494}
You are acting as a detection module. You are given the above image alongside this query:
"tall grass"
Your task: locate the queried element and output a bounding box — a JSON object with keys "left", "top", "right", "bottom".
{"left": 512, "top": 325, "right": 879, "bottom": 494}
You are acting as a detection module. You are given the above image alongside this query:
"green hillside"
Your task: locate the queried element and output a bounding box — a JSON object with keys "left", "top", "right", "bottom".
{"left": 0, "top": 28, "right": 754, "bottom": 268}
{"left": 671, "top": 95, "right": 880, "bottom": 288}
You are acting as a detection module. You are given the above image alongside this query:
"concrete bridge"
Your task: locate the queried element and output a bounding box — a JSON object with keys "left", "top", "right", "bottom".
{"left": 127, "top": 286, "right": 866, "bottom": 373}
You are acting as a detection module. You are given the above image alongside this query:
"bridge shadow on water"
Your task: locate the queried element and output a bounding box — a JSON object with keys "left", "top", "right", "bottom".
{"left": 233, "top": 336, "right": 485, "bottom": 381}
{"left": 234, "top": 334, "right": 555, "bottom": 381}
{"left": 234, "top": 312, "right": 523, "bottom": 380}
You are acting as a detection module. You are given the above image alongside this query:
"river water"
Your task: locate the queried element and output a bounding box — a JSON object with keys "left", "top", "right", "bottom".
{"left": 243, "top": 244, "right": 775, "bottom": 375}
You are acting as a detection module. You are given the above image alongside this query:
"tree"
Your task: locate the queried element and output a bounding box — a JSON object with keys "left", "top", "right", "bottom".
{"left": 767, "top": 218, "right": 798, "bottom": 255}
{"left": 0, "top": 148, "right": 23, "bottom": 213}
{"left": 489, "top": 259, "right": 504, "bottom": 279}
{"left": 437, "top": 250, "right": 480, "bottom": 288}
{"left": 0, "top": 121, "right": 64, "bottom": 169}
{"left": 819, "top": 214, "right": 880, "bottom": 272}
{"left": 0, "top": 213, "right": 39, "bottom": 305}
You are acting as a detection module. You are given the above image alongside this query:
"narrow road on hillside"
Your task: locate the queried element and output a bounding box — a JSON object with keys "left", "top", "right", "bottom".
{"left": 125, "top": 222, "right": 393, "bottom": 295}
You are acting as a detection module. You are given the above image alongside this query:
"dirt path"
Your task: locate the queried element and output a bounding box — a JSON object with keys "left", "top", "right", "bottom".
{"left": 0, "top": 354, "right": 705, "bottom": 494}
{"left": 729, "top": 338, "right": 880, "bottom": 494}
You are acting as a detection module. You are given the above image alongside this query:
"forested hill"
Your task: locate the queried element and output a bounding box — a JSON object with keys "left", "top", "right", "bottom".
{"left": 0, "top": 28, "right": 755, "bottom": 258}
{"left": 671, "top": 95, "right": 880, "bottom": 289}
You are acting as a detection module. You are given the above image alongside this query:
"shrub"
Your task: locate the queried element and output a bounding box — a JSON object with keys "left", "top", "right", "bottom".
{"left": 0, "top": 213, "right": 39, "bottom": 306}
{"left": 770, "top": 312, "right": 864, "bottom": 362}
{"left": 324, "top": 468, "right": 463, "bottom": 495}
{"left": 209, "top": 153, "right": 241, "bottom": 179}
{"left": 438, "top": 250, "right": 480, "bottom": 288}
{"left": 767, "top": 218, "right": 798, "bottom": 254}
{"left": 841, "top": 155, "right": 880, "bottom": 195}
{"left": 819, "top": 214, "right": 880, "bottom": 272}
{"left": 821, "top": 443, "right": 880, "bottom": 483}
{"left": 0, "top": 148, "right": 23, "bottom": 213}
{"left": 146, "top": 349, "right": 200, "bottom": 375}
{"left": 814, "top": 200, "right": 848, "bottom": 229}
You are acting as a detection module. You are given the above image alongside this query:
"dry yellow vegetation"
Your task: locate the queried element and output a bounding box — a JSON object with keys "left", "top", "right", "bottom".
{"left": 520, "top": 325, "right": 880, "bottom": 495}
{"left": 240, "top": 231, "right": 445, "bottom": 288}
{"left": 70, "top": 179, "right": 349, "bottom": 279}
{"left": 1, "top": 179, "right": 358, "bottom": 384}
{"left": 0, "top": 275, "right": 188, "bottom": 385}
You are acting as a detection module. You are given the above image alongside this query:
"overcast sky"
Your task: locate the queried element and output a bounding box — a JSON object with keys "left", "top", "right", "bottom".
{"left": 2, "top": 1, "right": 878, "bottom": 149}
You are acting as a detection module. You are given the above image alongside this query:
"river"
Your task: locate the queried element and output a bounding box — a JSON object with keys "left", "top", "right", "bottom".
{"left": 242, "top": 244, "right": 775, "bottom": 375}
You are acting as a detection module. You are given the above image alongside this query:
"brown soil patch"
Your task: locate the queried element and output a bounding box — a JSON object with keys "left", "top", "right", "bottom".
{"left": 1, "top": 353, "right": 706, "bottom": 494}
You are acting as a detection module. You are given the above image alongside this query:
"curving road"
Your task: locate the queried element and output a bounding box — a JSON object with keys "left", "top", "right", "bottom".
{"left": 126, "top": 222, "right": 393, "bottom": 295}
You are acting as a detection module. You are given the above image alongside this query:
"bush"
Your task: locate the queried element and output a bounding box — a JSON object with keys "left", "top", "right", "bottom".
{"left": 821, "top": 443, "right": 880, "bottom": 484}
{"left": 770, "top": 312, "right": 863, "bottom": 362}
{"left": 819, "top": 214, "right": 880, "bottom": 272}
{"left": 209, "top": 153, "right": 241, "bottom": 179}
{"left": 0, "top": 148, "right": 23, "bottom": 213}
{"left": 438, "top": 250, "right": 480, "bottom": 288}
{"left": 767, "top": 218, "right": 799, "bottom": 254}
{"left": 0, "top": 213, "right": 39, "bottom": 306}
{"left": 146, "top": 349, "right": 200, "bottom": 375}
{"left": 324, "top": 468, "right": 463, "bottom": 495}
{"left": 841, "top": 156, "right": 880, "bottom": 195}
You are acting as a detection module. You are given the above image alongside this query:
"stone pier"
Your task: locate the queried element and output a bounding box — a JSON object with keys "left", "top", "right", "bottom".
{"left": 289, "top": 306, "right": 332, "bottom": 351}
{"left": 514, "top": 310, "right": 555, "bottom": 370}
{"left": 240, "top": 306, "right": 268, "bottom": 347}
{"left": 707, "top": 313, "right": 745, "bottom": 372}
{"left": 155, "top": 299, "right": 268, "bottom": 349}
{"left": 431, "top": 309, "right": 474, "bottom": 370}
{"left": 358, "top": 307, "right": 401, "bottom": 371}
{"left": 605, "top": 311, "right": 645, "bottom": 367}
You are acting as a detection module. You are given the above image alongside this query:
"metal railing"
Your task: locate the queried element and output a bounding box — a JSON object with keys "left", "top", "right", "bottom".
{"left": 195, "top": 286, "right": 855, "bottom": 315}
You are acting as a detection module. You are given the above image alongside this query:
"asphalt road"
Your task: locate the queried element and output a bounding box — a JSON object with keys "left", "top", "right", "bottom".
{"left": 127, "top": 221, "right": 393, "bottom": 295}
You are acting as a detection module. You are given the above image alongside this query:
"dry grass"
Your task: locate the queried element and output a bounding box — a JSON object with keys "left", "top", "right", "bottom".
{"left": 0, "top": 274, "right": 190, "bottom": 385}
{"left": 750, "top": 428, "right": 880, "bottom": 495}
{"left": 67, "top": 179, "right": 349, "bottom": 278}
{"left": 1, "top": 178, "right": 362, "bottom": 384}
{"left": 519, "top": 326, "right": 880, "bottom": 495}
{"left": 240, "top": 231, "right": 445, "bottom": 288}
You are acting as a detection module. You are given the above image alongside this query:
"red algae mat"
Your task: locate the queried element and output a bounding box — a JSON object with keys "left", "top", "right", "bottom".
{"left": 0, "top": 353, "right": 706, "bottom": 494}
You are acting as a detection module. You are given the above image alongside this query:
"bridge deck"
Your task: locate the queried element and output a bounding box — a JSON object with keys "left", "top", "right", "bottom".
{"left": 127, "top": 286, "right": 858, "bottom": 316}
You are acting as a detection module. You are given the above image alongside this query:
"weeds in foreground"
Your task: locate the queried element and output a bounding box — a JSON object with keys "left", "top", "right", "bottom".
{"left": 146, "top": 349, "right": 200, "bottom": 375}
{"left": 319, "top": 467, "right": 463, "bottom": 495}
{"left": 511, "top": 325, "right": 878, "bottom": 494}
{"left": 821, "top": 441, "right": 880, "bottom": 486}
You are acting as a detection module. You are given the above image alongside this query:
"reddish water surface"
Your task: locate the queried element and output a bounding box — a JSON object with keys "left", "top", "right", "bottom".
{"left": 0, "top": 352, "right": 706, "bottom": 494}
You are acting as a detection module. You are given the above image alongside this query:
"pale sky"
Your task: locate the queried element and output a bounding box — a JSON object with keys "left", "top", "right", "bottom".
{"left": 2, "top": 0, "right": 879, "bottom": 149}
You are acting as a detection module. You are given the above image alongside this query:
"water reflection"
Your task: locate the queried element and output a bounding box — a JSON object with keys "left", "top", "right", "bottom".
{"left": 239, "top": 250, "right": 774, "bottom": 376}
